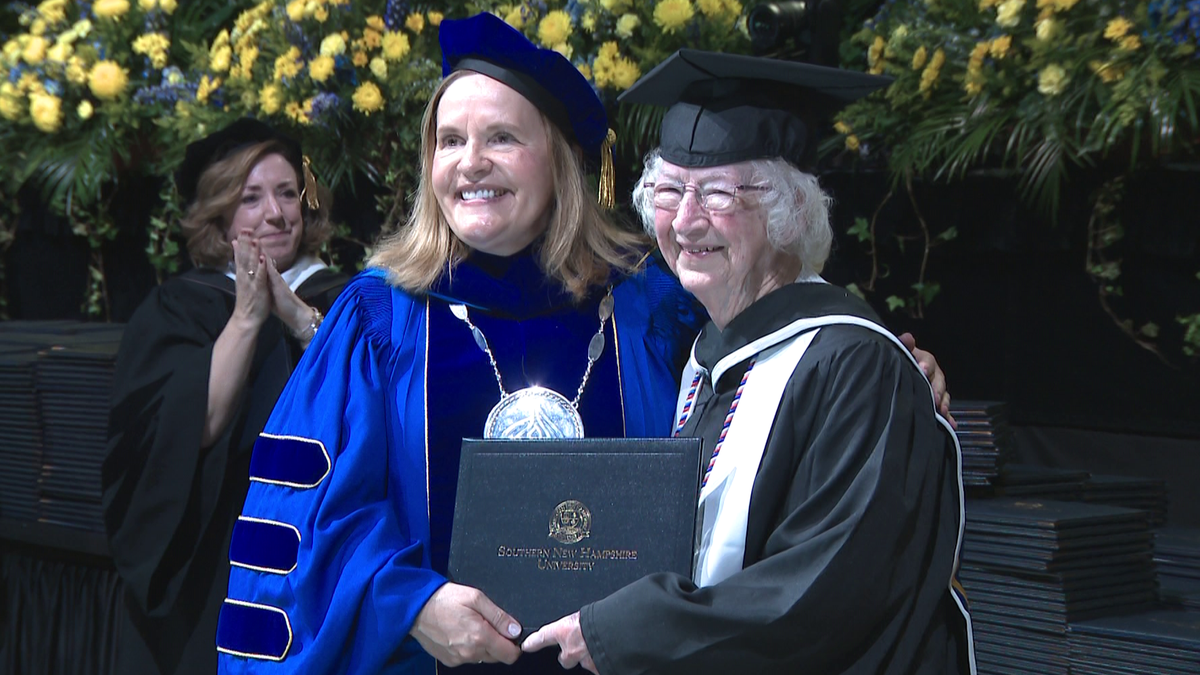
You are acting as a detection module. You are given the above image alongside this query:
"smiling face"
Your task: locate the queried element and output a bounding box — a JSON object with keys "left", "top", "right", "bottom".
{"left": 653, "top": 160, "right": 801, "bottom": 329}
{"left": 431, "top": 72, "right": 556, "bottom": 257}
{"left": 224, "top": 152, "right": 305, "bottom": 271}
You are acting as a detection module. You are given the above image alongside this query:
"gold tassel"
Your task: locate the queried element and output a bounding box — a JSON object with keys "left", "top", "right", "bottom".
{"left": 598, "top": 128, "right": 617, "bottom": 210}
{"left": 301, "top": 155, "right": 320, "bottom": 210}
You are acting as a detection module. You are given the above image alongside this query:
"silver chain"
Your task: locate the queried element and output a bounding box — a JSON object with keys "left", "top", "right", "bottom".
{"left": 449, "top": 287, "right": 615, "bottom": 410}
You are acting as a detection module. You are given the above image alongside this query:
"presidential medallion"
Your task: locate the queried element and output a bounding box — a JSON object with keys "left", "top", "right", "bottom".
{"left": 484, "top": 386, "right": 585, "bottom": 439}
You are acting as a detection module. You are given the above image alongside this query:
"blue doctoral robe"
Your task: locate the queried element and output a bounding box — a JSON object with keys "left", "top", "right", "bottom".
{"left": 217, "top": 251, "right": 701, "bottom": 674}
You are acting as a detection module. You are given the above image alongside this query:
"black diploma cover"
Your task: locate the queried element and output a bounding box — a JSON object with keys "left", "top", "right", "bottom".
{"left": 448, "top": 437, "right": 703, "bottom": 633}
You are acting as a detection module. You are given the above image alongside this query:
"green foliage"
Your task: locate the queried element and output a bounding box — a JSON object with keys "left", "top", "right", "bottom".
{"left": 831, "top": 0, "right": 1200, "bottom": 218}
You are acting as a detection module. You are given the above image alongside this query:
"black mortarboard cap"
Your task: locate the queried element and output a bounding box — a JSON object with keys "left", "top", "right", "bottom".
{"left": 618, "top": 49, "right": 891, "bottom": 170}
{"left": 175, "top": 118, "right": 304, "bottom": 207}
{"left": 439, "top": 13, "right": 608, "bottom": 165}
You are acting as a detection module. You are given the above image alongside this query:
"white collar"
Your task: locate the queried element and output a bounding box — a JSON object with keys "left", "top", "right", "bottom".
{"left": 224, "top": 255, "right": 327, "bottom": 292}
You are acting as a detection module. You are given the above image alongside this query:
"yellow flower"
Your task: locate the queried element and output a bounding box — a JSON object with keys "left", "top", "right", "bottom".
{"left": 22, "top": 37, "right": 47, "bottom": 65}
{"left": 834, "top": 120, "right": 852, "bottom": 134}
{"left": 211, "top": 29, "right": 230, "bottom": 49}
{"left": 577, "top": 62, "right": 592, "bottom": 80}
{"left": 911, "top": 46, "right": 927, "bottom": 70}
{"left": 19, "top": 72, "right": 44, "bottom": 95}
{"left": 31, "top": 19, "right": 47, "bottom": 36}
{"left": 259, "top": 83, "right": 284, "bottom": 114}
{"left": 47, "top": 42, "right": 72, "bottom": 63}
{"left": 88, "top": 60, "right": 128, "bottom": 100}
{"left": 352, "top": 81, "right": 384, "bottom": 114}
{"left": 601, "top": 0, "right": 632, "bottom": 13}
{"left": 285, "top": 99, "right": 311, "bottom": 124}
{"left": 1119, "top": 35, "right": 1141, "bottom": 51}
{"left": 92, "top": 0, "right": 131, "bottom": 19}
{"left": 581, "top": 11, "right": 597, "bottom": 31}
{"left": 313, "top": 5, "right": 328, "bottom": 22}
{"left": 427, "top": 11, "right": 443, "bottom": 26}
{"left": 538, "top": 10, "right": 573, "bottom": 47}
{"left": 286, "top": 0, "right": 305, "bottom": 21}
{"left": 405, "top": 12, "right": 425, "bottom": 33}
{"left": 366, "top": 15, "right": 385, "bottom": 30}
{"left": 845, "top": 134, "right": 860, "bottom": 152}
{"left": 274, "top": 47, "right": 302, "bottom": 80}
{"left": 65, "top": 56, "right": 87, "bottom": 84}
{"left": 0, "top": 84, "right": 23, "bottom": 121}
{"left": 1103, "top": 16, "right": 1132, "bottom": 39}
{"left": 502, "top": 6, "right": 527, "bottom": 29}
{"left": 138, "top": 0, "right": 156, "bottom": 11}
{"left": 995, "top": 0, "right": 1023, "bottom": 27}
{"left": 235, "top": 45, "right": 259, "bottom": 79}
{"left": 979, "top": 0, "right": 1000, "bottom": 8}
{"left": 352, "top": 50, "right": 368, "bottom": 67}
{"left": 990, "top": 35, "right": 1011, "bottom": 58}
{"left": 868, "top": 35, "right": 885, "bottom": 65}
{"left": 29, "top": 92, "right": 62, "bottom": 133}
{"left": 598, "top": 41, "right": 620, "bottom": 61}
{"left": 77, "top": 99, "right": 93, "bottom": 119}
{"left": 309, "top": 54, "right": 334, "bottom": 82}
{"left": 369, "top": 56, "right": 387, "bottom": 79}
{"left": 196, "top": 74, "right": 220, "bottom": 103}
{"left": 616, "top": 13, "right": 640, "bottom": 38}
{"left": 930, "top": 47, "right": 945, "bottom": 70}
{"left": 654, "top": 0, "right": 694, "bottom": 33}
{"left": 70, "top": 19, "right": 93, "bottom": 40}
{"left": 1049, "top": 0, "right": 1079, "bottom": 10}
{"left": 210, "top": 45, "right": 232, "bottom": 72}
{"left": 381, "top": 31, "right": 410, "bottom": 60}
{"left": 159, "top": 0, "right": 176, "bottom": 13}
{"left": 133, "top": 33, "right": 171, "bottom": 69}
{"left": 1089, "top": 60, "right": 1125, "bottom": 83}
{"left": 1037, "top": 63, "right": 1068, "bottom": 95}
{"left": 552, "top": 42, "right": 573, "bottom": 59}
{"left": 697, "top": 0, "right": 723, "bottom": 18}
{"left": 37, "top": 0, "right": 68, "bottom": 25}
{"left": 1035, "top": 17, "right": 1057, "bottom": 40}
{"left": 320, "top": 33, "right": 346, "bottom": 56}
{"left": 609, "top": 57, "right": 640, "bottom": 89}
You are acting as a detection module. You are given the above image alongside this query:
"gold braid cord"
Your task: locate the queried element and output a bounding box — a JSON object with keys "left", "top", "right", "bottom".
{"left": 301, "top": 155, "right": 320, "bottom": 210}
{"left": 598, "top": 128, "right": 617, "bottom": 209}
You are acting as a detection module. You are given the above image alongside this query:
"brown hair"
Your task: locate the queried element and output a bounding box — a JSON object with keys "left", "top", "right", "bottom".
{"left": 179, "top": 140, "right": 333, "bottom": 269}
{"left": 369, "top": 70, "right": 647, "bottom": 302}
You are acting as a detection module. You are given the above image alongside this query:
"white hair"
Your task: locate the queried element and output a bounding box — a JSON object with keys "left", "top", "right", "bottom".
{"left": 632, "top": 149, "right": 834, "bottom": 274}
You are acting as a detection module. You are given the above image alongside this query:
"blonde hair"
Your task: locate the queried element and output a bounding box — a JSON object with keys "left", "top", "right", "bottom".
{"left": 370, "top": 70, "right": 646, "bottom": 302}
{"left": 179, "top": 140, "right": 333, "bottom": 269}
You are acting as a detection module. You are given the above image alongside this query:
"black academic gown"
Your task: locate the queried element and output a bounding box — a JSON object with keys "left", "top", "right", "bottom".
{"left": 581, "top": 282, "right": 973, "bottom": 675}
{"left": 101, "top": 266, "right": 347, "bottom": 675}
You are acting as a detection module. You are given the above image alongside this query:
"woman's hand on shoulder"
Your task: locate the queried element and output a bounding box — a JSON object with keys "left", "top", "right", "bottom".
{"left": 410, "top": 582, "right": 523, "bottom": 667}
{"left": 231, "top": 234, "right": 271, "bottom": 329}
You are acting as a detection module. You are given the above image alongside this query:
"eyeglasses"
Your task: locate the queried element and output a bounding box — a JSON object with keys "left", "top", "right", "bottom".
{"left": 646, "top": 182, "right": 769, "bottom": 214}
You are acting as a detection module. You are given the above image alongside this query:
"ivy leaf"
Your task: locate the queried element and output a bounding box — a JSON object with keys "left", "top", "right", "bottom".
{"left": 913, "top": 281, "right": 942, "bottom": 305}
{"left": 935, "top": 226, "right": 958, "bottom": 243}
{"left": 886, "top": 295, "right": 907, "bottom": 311}
{"left": 846, "top": 283, "right": 866, "bottom": 300}
{"left": 1138, "top": 323, "right": 1160, "bottom": 339}
{"left": 847, "top": 217, "right": 872, "bottom": 243}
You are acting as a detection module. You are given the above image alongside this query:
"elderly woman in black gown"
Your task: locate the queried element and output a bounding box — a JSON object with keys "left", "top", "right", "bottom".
{"left": 525, "top": 51, "right": 975, "bottom": 675}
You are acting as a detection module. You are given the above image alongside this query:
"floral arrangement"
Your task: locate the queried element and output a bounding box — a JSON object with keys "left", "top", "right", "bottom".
{"left": 830, "top": 0, "right": 1200, "bottom": 214}
{"left": 827, "top": 0, "right": 1200, "bottom": 355}
{"left": 0, "top": 0, "right": 753, "bottom": 317}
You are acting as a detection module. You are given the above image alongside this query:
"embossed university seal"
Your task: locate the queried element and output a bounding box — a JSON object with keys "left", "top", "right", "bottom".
{"left": 548, "top": 500, "right": 591, "bottom": 545}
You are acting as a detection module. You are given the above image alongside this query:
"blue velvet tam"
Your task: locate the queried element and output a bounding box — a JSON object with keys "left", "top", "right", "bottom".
{"left": 439, "top": 12, "right": 608, "bottom": 165}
